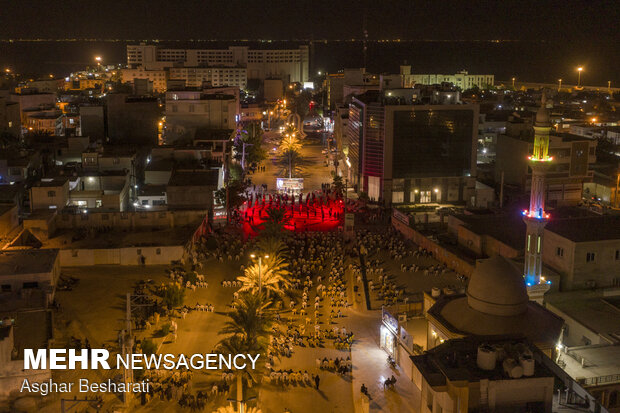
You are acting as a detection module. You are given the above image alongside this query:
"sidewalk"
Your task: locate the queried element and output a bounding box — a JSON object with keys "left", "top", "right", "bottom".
{"left": 347, "top": 310, "right": 420, "bottom": 413}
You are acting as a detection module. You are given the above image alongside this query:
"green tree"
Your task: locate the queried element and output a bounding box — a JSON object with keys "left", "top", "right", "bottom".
{"left": 215, "top": 179, "right": 247, "bottom": 222}
{"left": 141, "top": 339, "right": 157, "bottom": 355}
{"left": 161, "top": 283, "right": 185, "bottom": 310}
{"left": 257, "top": 207, "right": 289, "bottom": 238}
{"left": 220, "top": 292, "right": 273, "bottom": 348}
{"left": 331, "top": 173, "right": 344, "bottom": 194}
{"left": 277, "top": 148, "right": 303, "bottom": 178}
{"left": 237, "top": 255, "right": 291, "bottom": 300}
{"left": 255, "top": 236, "right": 288, "bottom": 262}
{"left": 234, "top": 124, "right": 267, "bottom": 168}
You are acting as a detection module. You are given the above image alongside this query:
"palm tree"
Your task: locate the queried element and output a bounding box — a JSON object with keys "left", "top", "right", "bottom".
{"left": 220, "top": 293, "right": 273, "bottom": 349}
{"left": 253, "top": 207, "right": 290, "bottom": 240}
{"left": 218, "top": 293, "right": 271, "bottom": 413}
{"left": 277, "top": 148, "right": 303, "bottom": 179}
{"left": 236, "top": 256, "right": 291, "bottom": 300}
{"left": 213, "top": 404, "right": 262, "bottom": 413}
{"left": 331, "top": 173, "right": 345, "bottom": 195}
{"left": 255, "top": 236, "right": 288, "bottom": 261}
{"left": 278, "top": 130, "right": 303, "bottom": 179}
{"left": 279, "top": 132, "right": 301, "bottom": 153}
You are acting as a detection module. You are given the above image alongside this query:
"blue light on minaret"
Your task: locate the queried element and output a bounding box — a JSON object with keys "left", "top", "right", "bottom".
{"left": 523, "top": 92, "right": 553, "bottom": 294}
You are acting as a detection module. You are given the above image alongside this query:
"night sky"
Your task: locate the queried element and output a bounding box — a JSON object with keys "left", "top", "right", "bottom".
{"left": 0, "top": 0, "right": 618, "bottom": 42}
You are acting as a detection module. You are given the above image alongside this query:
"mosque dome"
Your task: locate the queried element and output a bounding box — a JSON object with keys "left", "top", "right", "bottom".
{"left": 467, "top": 256, "right": 529, "bottom": 317}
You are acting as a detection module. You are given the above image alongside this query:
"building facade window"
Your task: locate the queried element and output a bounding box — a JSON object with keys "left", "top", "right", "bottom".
{"left": 556, "top": 247, "right": 564, "bottom": 257}
{"left": 586, "top": 252, "right": 596, "bottom": 262}
{"left": 47, "top": 191, "right": 56, "bottom": 197}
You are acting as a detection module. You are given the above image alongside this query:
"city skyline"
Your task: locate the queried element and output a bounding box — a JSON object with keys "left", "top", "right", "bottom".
{"left": 1, "top": 2, "right": 619, "bottom": 412}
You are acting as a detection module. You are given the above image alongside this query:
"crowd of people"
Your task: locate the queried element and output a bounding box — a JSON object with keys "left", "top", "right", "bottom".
{"left": 316, "top": 356, "right": 352, "bottom": 375}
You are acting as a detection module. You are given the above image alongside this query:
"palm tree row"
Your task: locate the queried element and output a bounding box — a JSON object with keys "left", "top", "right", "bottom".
{"left": 278, "top": 124, "right": 303, "bottom": 179}
{"left": 216, "top": 206, "right": 294, "bottom": 411}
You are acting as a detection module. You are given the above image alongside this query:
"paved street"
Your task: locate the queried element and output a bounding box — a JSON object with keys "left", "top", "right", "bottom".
{"left": 248, "top": 131, "right": 334, "bottom": 193}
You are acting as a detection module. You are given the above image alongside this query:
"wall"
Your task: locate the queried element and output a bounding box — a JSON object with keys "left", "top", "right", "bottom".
{"left": 167, "top": 185, "right": 214, "bottom": 210}
{"left": 145, "top": 170, "right": 172, "bottom": 185}
{"left": 79, "top": 105, "right": 104, "bottom": 141}
{"left": 264, "top": 79, "right": 284, "bottom": 102}
{"left": 545, "top": 303, "right": 606, "bottom": 347}
{"left": 495, "top": 134, "right": 529, "bottom": 185}
{"left": 572, "top": 240, "right": 620, "bottom": 289}
{"left": 30, "top": 182, "right": 70, "bottom": 211}
{"left": 59, "top": 245, "right": 185, "bottom": 266}
{"left": 0, "top": 205, "right": 19, "bottom": 238}
{"left": 106, "top": 94, "right": 159, "bottom": 145}
{"left": 488, "top": 377, "right": 554, "bottom": 412}
{"left": 392, "top": 217, "right": 475, "bottom": 277}
{"left": 55, "top": 209, "right": 206, "bottom": 230}
{"left": 542, "top": 230, "right": 575, "bottom": 290}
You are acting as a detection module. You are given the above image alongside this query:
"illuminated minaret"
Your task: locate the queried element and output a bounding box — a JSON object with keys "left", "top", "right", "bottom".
{"left": 522, "top": 92, "right": 552, "bottom": 302}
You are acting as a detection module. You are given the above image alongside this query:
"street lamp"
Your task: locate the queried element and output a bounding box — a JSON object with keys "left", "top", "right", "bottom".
{"left": 511, "top": 77, "right": 516, "bottom": 89}
{"left": 558, "top": 79, "right": 562, "bottom": 91}
{"left": 250, "top": 254, "right": 269, "bottom": 296}
{"left": 577, "top": 67, "right": 583, "bottom": 87}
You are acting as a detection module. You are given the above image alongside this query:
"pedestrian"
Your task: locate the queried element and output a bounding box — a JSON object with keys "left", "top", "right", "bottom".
{"left": 314, "top": 374, "right": 320, "bottom": 390}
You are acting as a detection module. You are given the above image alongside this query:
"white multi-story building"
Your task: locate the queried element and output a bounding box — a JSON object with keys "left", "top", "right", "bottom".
{"left": 127, "top": 44, "right": 309, "bottom": 83}
{"left": 168, "top": 67, "right": 247, "bottom": 89}
{"left": 400, "top": 66, "right": 494, "bottom": 90}
{"left": 164, "top": 87, "right": 239, "bottom": 144}
{"left": 120, "top": 67, "right": 167, "bottom": 93}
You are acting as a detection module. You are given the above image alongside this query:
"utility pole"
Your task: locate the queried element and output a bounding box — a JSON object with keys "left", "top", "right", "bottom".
{"left": 122, "top": 293, "right": 134, "bottom": 405}
{"left": 241, "top": 142, "right": 253, "bottom": 171}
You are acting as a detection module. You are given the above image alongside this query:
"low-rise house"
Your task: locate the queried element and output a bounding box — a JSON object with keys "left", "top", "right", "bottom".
{"left": 166, "top": 169, "right": 220, "bottom": 210}
{"left": 30, "top": 177, "right": 70, "bottom": 211}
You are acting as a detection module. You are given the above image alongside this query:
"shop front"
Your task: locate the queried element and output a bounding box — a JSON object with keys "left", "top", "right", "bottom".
{"left": 380, "top": 308, "right": 399, "bottom": 359}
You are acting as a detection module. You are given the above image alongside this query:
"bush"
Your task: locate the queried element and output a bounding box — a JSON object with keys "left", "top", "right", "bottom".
{"left": 159, "top": 323, "right": 171, "bottom": 337}
{"left": 162, "top": 284, "right": 185, "bottom": 310}
{"left": 141, "top": 339, "right": 157, "bottom": 355}
{"left": 185, "top": 271, "right": 198, "bottom": 285}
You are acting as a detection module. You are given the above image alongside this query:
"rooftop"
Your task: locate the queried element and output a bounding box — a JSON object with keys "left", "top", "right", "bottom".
{"left": 411, "top": 337, "right": 554, "bottom": 386}
{"left": 545, "top": 289, "right": 620, "bottom": 344}
{"left": 27, "top": 112, "right": 62, "bottom": 119}
{"left": 168, "top": 169, "right": 219, "bottom": 187}
{"left": 546, "top": 215, "right": 620, "bottom": 242}
{"left": 194, "top": 128, "right": 234, "bottom": 141}
{"left": 0, "top": 204, "right": 16, "bottom": 216}
{"left": 0, "top": 249, "right": 59, "bottom": 276}
{"left": 45, "top": 226, "right": 195, "bottom": 249}
{"left": 32, "top": 178, "right": 69, "bottom": 188}
{"left": 453, "top": 213, "right": 525, "bottom": 250}
{"left": 139, "top": 184, "right": 167, "bottom": 197}
{"left": 560, "top": 345, "right": 620, "bottom": 382}
{"left": 146, "top": 158, "right": 175, "bottom": 172}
